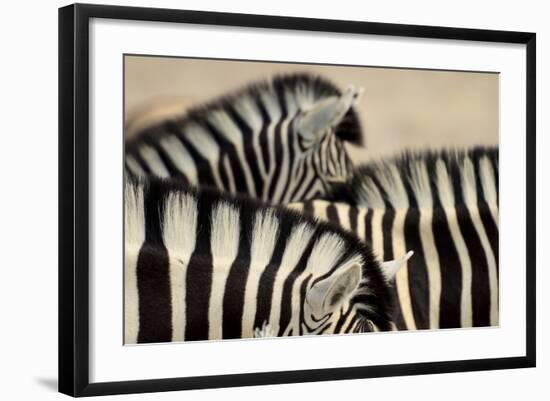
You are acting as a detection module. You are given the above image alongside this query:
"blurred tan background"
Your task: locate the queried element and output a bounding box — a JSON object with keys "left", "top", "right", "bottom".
{"left": 124, "top": 56, "right": 498, "bottom": 162}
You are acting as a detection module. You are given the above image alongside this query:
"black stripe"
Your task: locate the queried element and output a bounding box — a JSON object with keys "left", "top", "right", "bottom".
{"left": 303, "top": 200, "right": 314, "bottom": 218}
{"left": 143, "top": 133, "right": 185, "bottom": 179}
{"left": 136, "top": 181, "right": 172, "bottom": 343}
{"left": 480, "top": 204, "right": 499, "bottom": 284}
{"left": 369, "top": 173, "right": 407, "bottom": 331}
{"left": 277, "top": 231, "right": 318, "bottom": 336}
{"left": 473, "top": 155, "right": 499, "bottom": 284}
{"left": 287, "top": 158, "right": 309, "bottom": 202}
{"left": 252, "top": 92, "right": 272, "bottom": 174}
{"left": 403, "top": 207, "right": 430, "bottom": 330}
{"left": 455, "top": 206, "right": 490, "bottom": 327}
{"left": 201, "top": 119, "right": 250, "bottom": 195}
{"left": 333, "top": 305, "right": 354, "bottom": 334}
{"left": 184, "top": 193, "right": 215, "bottom": 341}
{"left": 448, "top": 159, "right": 491, "bottom": 327}
{"left": 326, "top": 204, "right": 340, "bottom": 228}
{"left": 343, "top": 312, "right": 361, "bottom": 334}
{"left": 279, "top": 121, "right": 297, "bottom": 202}
{"left": 431, "top": 207, "right": 463, "bottom": 329}
{"left": 266, "top": 85, "right": 288, "bottom": 200}
{"left": 225, "top": 103, "right": 264, "bottom": 197}
{"left": 426, "top": 158, "right": 463, "bottom": 329}
{"left": 253, "top": 213, "right": 295, "bottom": 330}
{"left": 222, "top": 204, "right": 254, "bottom": 339}
{"left": 217, "top": 154, "right": 231, "bottom": 191}
{"left": 165, "top": 122, "right": 217, "bottom": 187}
{"left": 364, "top": 209, "right": 373, "bottom": 245}
{"left": 382, "top": 207, "right": 407, "bottom": 330}
{"left": 401, "top": 173, "right": 430, "bottom": 330}
{"left": 298, "top": 159, "right": 320, "bottom": 201}
{"left": 349, "top": 206, "right": 358, "bottom": 236}
{"left": 490, "top": 152, "right": 499, "bottom": 207}
{"left": 127, "top": 148, "right": 153, "bottom": 176}
{"left": 298, "top": 275, "right": 313, "bottom": 335}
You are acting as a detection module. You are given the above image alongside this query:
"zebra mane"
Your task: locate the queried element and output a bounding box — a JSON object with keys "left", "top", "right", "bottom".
{"left": 126, "top": 73, "right": 363, "bottom": 147}
{"left": 348, "top": 147, "right": 499, "bottom": 210}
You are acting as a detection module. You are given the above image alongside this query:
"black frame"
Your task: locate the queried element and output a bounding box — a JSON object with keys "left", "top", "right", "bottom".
{"left": 59, "top": 3, "right": 536, "bottom": 397}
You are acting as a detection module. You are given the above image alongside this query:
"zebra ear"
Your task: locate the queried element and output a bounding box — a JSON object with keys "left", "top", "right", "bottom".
{"left": 298, "top": 85, "right": 363, "bottom": 142}
{"left": 306, "top": 263, "right": 362, "bottom": 314}
{"left": 380, "top": 251, "right": 414, "bottom": 281}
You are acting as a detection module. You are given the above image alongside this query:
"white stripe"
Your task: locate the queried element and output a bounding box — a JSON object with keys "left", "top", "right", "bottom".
{"left": 259, "top": 88, "right": 282, "bottom": 199}
{"left": 125, "top": 155, "right": 145, "bottom": 177}
{"left": 241, "top": 210, "right": 279, "bottom": 338}
{"left": 124, "top": 182, "right": 145, "bottom": 344}
{"left": 462, "top": 157, "right": 499, "bottom": 326}
{"left": 271, "top": 91, "right": 299, "bottom": 202}
{"left": 159, "top": 135, "right": 198, "bottom": 184}
{"left": 208, "top": 110, "right": 257, "bottom": 196}
{"left": 233, "top": 95, "right": 267, "bottom": 178}
{"left": 312, "top": 200, "right": 329, "bottom": 223}
{"left": 271, "top": 124, "right": 289, "bottom": 202}
{"left": 291, "top": 156, "right": 316, "bottom": 201}
{"left": 184, "top": 123, "right": 224, "bottom": 188}
{"left": 409, "top": 159, "right": 441, "bottom": 329}
{"left": 356, "top": 208, "right": 367, "bottom": 241}
{"left": 208, "top": 202, "right": 241, "bottom": 340}
{"left": 281, "top": 135, "right": 303, "bottom": 204}
{"left": 269, "top": 223, "right": 315, "bottom": 333}
{"left": 436, "top": 158, "right": 473, "bottom": 327}
{"left": 223, "top": 154, "right": 237, "bottom": 194}
{"left": 392, "top": 209, "right": 417, "bottom": 330}
{"left": 162, "top": 192, "right": 198, "bottom": 342}
{"left": 479, "top": 156, "right": 499, "bottom": 226}
{"left": 138, "top": 145, "right": 170, "bottom": 178}
{"left": 288, "top": 202, "right": 303, "bottom": 212}
{"left": 373, "top": 165, "right": 417, "bottom": 330}
{"left": 335, "top": 203, "right": 351, "bottom": 231}
{"left": 419, "top": 208, "right": 441, "bottom": 329}
{"left": 370, "top": 208, "right": 384, "bottom": 263}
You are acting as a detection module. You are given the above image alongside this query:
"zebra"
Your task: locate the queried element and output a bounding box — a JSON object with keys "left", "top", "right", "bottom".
{"left": 125, "top": 74, "right": 363, "bottom": 204}
{"left": 124, "top": 176, "right": 411, "bottom": 344}
{"left": 288, "top": 147, "right": 499, "bottom": 331}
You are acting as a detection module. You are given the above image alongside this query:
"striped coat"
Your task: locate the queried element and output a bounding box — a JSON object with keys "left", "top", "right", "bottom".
{"left": 124, "top": 177, "right": 396, "bottom": 344}
{"left": 290, "top": 147, "right": 499, "bottom": 331}
{"left": 125, "top": 74, "right": 363, "bottom": 204}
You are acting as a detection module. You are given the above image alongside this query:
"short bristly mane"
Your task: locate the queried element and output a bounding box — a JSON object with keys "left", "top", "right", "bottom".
{"left": 348, "top": 147, "right": 499, "bottom": 210}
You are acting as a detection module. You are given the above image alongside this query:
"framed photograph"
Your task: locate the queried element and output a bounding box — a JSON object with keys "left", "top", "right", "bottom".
{"left": 58, "top": 3, "right": 536, "bottom": 397}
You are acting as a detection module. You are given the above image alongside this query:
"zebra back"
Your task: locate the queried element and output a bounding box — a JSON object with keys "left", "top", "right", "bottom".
{"left": 125, "top": 74, "right": 363, "bottom": 204}
{"left": 124, "top": 176, "right": 394, "bottom": 344}
{"left": 289, "top": 147, "right": 499, "bottom": 331}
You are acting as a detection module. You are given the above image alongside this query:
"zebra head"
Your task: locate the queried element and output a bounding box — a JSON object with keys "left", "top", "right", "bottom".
{"left": 287, "top": 84, "right": 362, "bottom": 202}
{"left": 125, "top": 74, "right": 363, "bottom": 204}
{"left": 293, "top": 241, "right": 408, "bottom": 336}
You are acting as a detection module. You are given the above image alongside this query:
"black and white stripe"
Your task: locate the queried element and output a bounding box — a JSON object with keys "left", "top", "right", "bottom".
{"left": 290, "top": 147, "right": 499, "bottom": 331}
{"left": 124, "top": 177, "right": 394, "bottom": 344}
{"left": 125, "top": 74, "right": 362, "bottom": 203}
